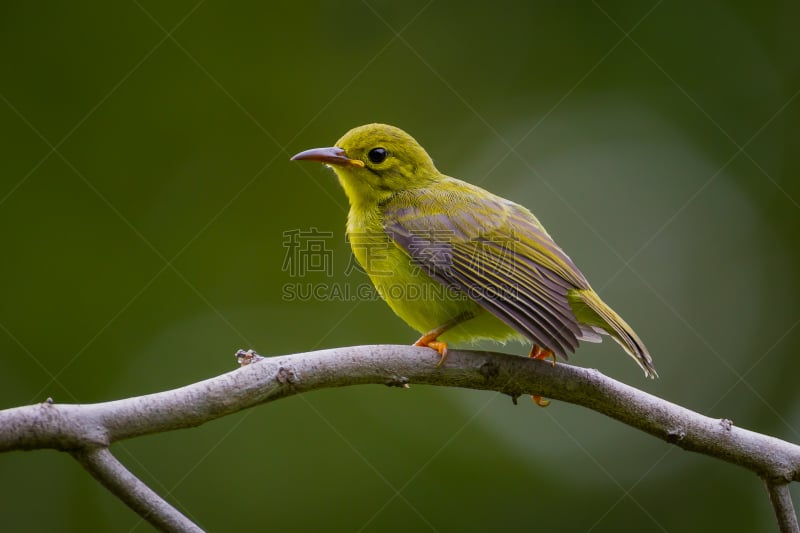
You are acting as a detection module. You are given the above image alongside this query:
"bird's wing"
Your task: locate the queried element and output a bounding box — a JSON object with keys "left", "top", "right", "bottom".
{"left": 383, "top": 180, "right": 590, "bottom": 358}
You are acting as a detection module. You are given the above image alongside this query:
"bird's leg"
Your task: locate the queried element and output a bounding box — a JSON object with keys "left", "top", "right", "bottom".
{"left": 529, "top": 345, "right": 555, "bottom": 407}
{"left": 414, "top": 312, "right": 473, "bottom": 367}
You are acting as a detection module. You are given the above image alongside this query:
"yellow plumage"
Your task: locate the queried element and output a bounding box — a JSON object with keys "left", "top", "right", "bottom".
{"left": 292, "top": 123, "right": 656, "bottom": 379}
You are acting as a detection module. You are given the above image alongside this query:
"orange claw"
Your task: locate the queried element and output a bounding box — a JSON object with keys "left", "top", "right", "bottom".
{"left": 531, "top": 395, "right": 550, "bottom": 407}
{"left": 529, "top": 345, "right": 555, "bottom": 407}
{"left": 530, "top": 345, "right": 556, "bottom": 366}
{"left": 414, "top": 334, "right": 449, "bottom": 366}
{"left": 427, "top": 341, "right": 448, "bottom": 366}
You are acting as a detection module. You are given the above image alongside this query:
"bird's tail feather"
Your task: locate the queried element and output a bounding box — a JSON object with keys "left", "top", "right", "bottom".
{"left": 570, "top": 289, "right": 657, "bottom": 378}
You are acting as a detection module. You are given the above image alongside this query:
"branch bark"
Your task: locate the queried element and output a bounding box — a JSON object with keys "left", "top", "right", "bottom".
{"left": 1, "top": 345, "right": 798, "bottom": 531}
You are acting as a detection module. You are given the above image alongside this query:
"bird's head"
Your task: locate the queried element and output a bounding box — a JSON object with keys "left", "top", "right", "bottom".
{"left": 291, "top": 123, "right": 439, "bottom": 207}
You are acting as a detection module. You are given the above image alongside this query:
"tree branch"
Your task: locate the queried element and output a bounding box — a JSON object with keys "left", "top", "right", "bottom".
{"left": 766, "top": 481, "right": 800, "bottom": 533}
{"left": 1, "top": 345, "right": 798, "bottom": 531}
{"left": 71, "top": 447, "right": 202, "bottom": 533}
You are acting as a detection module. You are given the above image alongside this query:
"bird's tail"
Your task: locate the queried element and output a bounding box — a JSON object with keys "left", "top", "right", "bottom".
{"left": 569, "top": 289, "right": 657, "bottom": 378}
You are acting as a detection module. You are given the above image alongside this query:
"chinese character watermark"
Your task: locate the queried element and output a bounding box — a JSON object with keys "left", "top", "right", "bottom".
{"left": 279, "top": 227, "right": 519, "bottom": 304}
{"left": 281, "top": 227, "right": 334, "bottom": 277}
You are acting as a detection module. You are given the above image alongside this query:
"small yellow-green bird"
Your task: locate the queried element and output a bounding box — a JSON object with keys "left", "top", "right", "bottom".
{"left": 292, "top": 124, "right": 656, "bottom": 395}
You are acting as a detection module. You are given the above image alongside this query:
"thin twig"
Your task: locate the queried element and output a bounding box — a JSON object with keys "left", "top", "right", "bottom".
{"left": 765, "top": 480, "right": 800, "bottom": 533}
{"left": 71, "top": 447, "right": 202, "bottom": 533}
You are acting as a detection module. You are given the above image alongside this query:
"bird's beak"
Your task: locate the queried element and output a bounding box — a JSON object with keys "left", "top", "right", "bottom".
{"left": 290, "top": 147, "right": 365, "bottom": 168}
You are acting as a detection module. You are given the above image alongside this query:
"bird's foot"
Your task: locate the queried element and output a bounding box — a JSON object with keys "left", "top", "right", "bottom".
{"left": 529, "top": 345, "right": 556, "bottom": 366}
{"left": 530, "top": 395, "right": 550, "bottom": 408}
{"left": 529, "top": 345, "right": 554, "bottom": 407}
{"left": 414, "top": 334, "right": 449, "bottom": 366}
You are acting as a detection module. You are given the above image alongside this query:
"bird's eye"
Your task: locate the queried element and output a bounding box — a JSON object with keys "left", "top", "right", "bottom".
{"left": 368, "top": 147, "right": 388, "bottom": 164}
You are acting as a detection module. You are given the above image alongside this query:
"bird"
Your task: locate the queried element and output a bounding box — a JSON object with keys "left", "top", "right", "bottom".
{"left": 291, "top": 124, "right": 656, "bottom": 404}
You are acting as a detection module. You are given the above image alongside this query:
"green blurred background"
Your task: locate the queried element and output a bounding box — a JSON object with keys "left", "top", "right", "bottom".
{"left": 2, "top": 1, "right": 799, "bottom": 531}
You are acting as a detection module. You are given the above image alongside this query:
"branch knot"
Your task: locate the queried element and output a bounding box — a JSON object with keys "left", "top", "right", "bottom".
{"left": 667, "top": 428, "right": 686, "bottom": 443}
{"left": 275, "top": 366, "right": 299, "bottom": 385}
{"left": 385, "top": 375, "right": 410, "bottom": 388}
